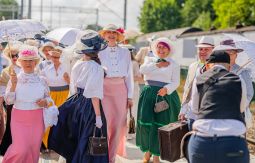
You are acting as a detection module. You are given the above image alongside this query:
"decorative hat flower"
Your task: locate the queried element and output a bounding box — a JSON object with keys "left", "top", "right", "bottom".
{"left": 117, "top": 27, "right": 125, "bottom": 34}
{"left": 20, "top": 49, "right": 36, "bottom": 57}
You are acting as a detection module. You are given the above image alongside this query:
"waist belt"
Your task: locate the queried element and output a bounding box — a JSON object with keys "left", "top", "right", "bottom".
{"left": 77, "top": 88, "right": 84, "bottom": 94}
{"left": 49, "top": 85, "right": 69, "bottom": 91}
{"left": 145, "top": 80, "right": 169, "bottom": 87}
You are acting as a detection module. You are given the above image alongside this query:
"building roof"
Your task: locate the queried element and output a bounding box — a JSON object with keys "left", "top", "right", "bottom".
{"left": 136, "top": 27, "right": 203, "bottom": 42}
{"left": 136, "top": 26, "right": 255, "bottom": 43}
{"left": 178, "top": 26, "right": 255, "bottom": 38}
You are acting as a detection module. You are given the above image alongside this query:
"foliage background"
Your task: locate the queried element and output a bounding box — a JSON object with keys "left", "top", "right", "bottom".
{"left": 139, "top": 0, "right": 255, "bottom": 33}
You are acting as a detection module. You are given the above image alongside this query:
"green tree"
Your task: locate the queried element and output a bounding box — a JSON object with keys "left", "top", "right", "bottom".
{"left": 181, "top": 0, "right": 215, "bottom": 29}
{"left": 139, "top": 0, "right": 182, "bottom": 33}
{"left": 192, "top": 11, "right": 212, "bottom": 30}
{"left": 213, "top": 0, "right": 255, "bottom": 28}
{"left": 86, "top": 24, "right": 103, "bottom": 31}
{"left": 0, "top": 0, "right": 18, "bottom": 20}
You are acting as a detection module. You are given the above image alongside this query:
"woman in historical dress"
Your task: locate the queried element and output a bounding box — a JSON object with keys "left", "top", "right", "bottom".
{"left": 48, "top": 30, "right": 109, "bottom": 163}
{"left": 136, "top": 38, "right": 181, "bottom": 163}
{"left": 41, "top": 46, "right": 70, "bottom": 149}
{"left": 98, "top": 24, "right": 134, "bottom": 163}
{"left": 2, "top": 45, "right": 52, "bottom": 163}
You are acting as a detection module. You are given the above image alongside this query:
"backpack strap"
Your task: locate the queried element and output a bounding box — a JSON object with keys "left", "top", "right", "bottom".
{"left": 198, "top": 70, "right": 229, "bottom": 109}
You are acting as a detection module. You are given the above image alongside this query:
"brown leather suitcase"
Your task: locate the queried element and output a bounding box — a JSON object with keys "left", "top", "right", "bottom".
{"left": 158, "top": 121, "right": 189, "bottom": 162}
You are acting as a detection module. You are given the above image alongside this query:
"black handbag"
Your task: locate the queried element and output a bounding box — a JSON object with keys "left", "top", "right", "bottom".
{"left": 128, "top": 107, "right": 135, "bottom": 134}
{"left": 88, "top": 127, "right": 108, "bottom": 156}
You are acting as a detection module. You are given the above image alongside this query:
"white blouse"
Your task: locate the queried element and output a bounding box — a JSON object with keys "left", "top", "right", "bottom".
{"left": 140, "top": 56, "right": 180, "bottom": 95}
{"left": 5, "top": 72, "right": 51, "bottom": 110}
{"left": 41, "top": 63, "right": 69, "bottom": 87}
{"left": 98, "top": 46, "right": 134, "bottom": 98}
{"left": 70, "top": 60, "right": 104, "bottom": 99}
{"left": 38, "top": 60, "right": 52, "bottom": 71}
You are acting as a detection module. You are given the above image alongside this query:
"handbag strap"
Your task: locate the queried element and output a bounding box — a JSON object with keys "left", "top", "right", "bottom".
{"left": 155, "top": 95, "right": 165, "bottom": 103}
{"left": 129, "top": 107, "right": 133, "bottom": 119}
{"left": 198, "top": 70, "right": 228, "bottom": 109}
{"left": 93, "top": 126, "right": 104, "bottom": 138}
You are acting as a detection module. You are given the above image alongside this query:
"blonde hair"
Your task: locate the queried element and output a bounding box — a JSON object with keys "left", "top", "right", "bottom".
{"left": 3, "top": 46, "right": 19, "bottom": 59}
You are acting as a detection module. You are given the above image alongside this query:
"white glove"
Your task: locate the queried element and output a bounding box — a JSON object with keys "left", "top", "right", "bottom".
{"left": 95, "top": 116, "right": 103, "bottom": 128}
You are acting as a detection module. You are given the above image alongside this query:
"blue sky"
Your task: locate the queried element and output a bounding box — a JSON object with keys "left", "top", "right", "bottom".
{"left": 18, "top": 0, "right": 144, "bottom": 30}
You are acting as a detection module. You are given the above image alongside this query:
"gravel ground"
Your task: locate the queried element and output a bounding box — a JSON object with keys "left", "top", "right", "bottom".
{"left": 247, "top": 103, "right": 255, "bottom": 155}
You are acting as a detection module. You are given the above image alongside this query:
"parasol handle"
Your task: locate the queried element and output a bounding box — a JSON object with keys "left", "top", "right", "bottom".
{"left": 236, "top": 59, "right": 253, "bottom": 74}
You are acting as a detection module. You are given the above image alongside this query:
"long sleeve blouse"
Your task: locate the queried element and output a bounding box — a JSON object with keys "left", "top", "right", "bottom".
{"left": 5, "top": 71, "right": 51, "bottom": 110}
{"left": 98, "top": 46, "right": 134, "bottom": 98}
{"left": 70, "top": 60, "right": 104, "bottom": 99}
{"left": 140, "top": 56, "right": 180, "bottom": 95}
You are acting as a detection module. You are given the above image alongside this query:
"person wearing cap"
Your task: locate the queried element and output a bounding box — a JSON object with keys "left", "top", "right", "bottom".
{"left": 41, "top": 46, "right": 70, "bottom": 149}
{"left": 38, "top": 41, "right": 55, "bottom": 72}
{"left": 213, "top": 39, "right": 254, "bottom": 128}
{"left": 98, "top": 24, "right": 134, "bottom": 163}
{"left": 137, "top": 37, "right": 180, "bottom": 163}
{"left": 2, "top": 45, "right": 53, "bottom": 163}
{"left": 0, "top": 43, "right": 22, "bottom": 156}
{"left": 179, "top": 36, "right": 214, "bottom": 130}
{"left": 48, "top": 30, "right": 108, "bottom": 163}
{"left": 187, "top": 50, "right": 249, "bottom": 163}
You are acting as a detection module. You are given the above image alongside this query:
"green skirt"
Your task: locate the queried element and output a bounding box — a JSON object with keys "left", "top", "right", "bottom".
{"left": 136, "top": 85, "right": 181, "bottom": 156}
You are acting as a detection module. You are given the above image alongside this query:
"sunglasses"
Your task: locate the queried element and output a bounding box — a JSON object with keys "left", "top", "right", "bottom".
{"left": 11, "top": 54, "right": 19, "bottom": 59}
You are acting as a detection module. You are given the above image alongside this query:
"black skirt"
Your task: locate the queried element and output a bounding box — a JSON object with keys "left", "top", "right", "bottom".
{"left": 48, "top": 88, "right": 109, "bottom": 163}
{"left": 0, "top": 103, "right": 13, "bottom": 155}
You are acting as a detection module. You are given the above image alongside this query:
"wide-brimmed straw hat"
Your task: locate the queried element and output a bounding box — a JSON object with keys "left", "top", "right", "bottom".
{"left": 213, "top": 39, "right": 243, "bottom": 53}
{"left": 75, "top": 30, "right": 108, "bottom": 54}
{"left": 151, "top": 37, "right": 173, "bottom": 57}
{"left": 17, "top": 45, "right": 40, "bottom": 64}
{"left": 196, "top": 36, "right": 215, "bottom": 48}
{"left": 99, "top": 24, "right": 125, "bottom": 42}
{"left": 39, "top": 41, "right": 56, "bottom": 58}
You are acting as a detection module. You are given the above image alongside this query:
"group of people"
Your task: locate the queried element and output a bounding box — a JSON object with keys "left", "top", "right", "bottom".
{"left": 180, "top": 36, "right": 252, "bottom": 163}
{"left": 0, "top": 22, "right": 252, "bottom": 163}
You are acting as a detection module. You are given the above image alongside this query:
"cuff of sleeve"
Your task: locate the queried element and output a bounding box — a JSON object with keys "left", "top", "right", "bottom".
{"left": 45, "top": 97, "right": 53, "bottom": 106}
{"left": 164, "top": 85, "right": 173, "bottom": 95}
{"left": 128, "top": 93, "right": 133, "bottom": 99}
{"left": 83, "top": 91, "right": 103, "bottom": 100}
{"left": 179, "top": 107, "right": 187, "bottom": 115}
{"left": 5, "top": 92, "right": 16, "bottom": 104}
